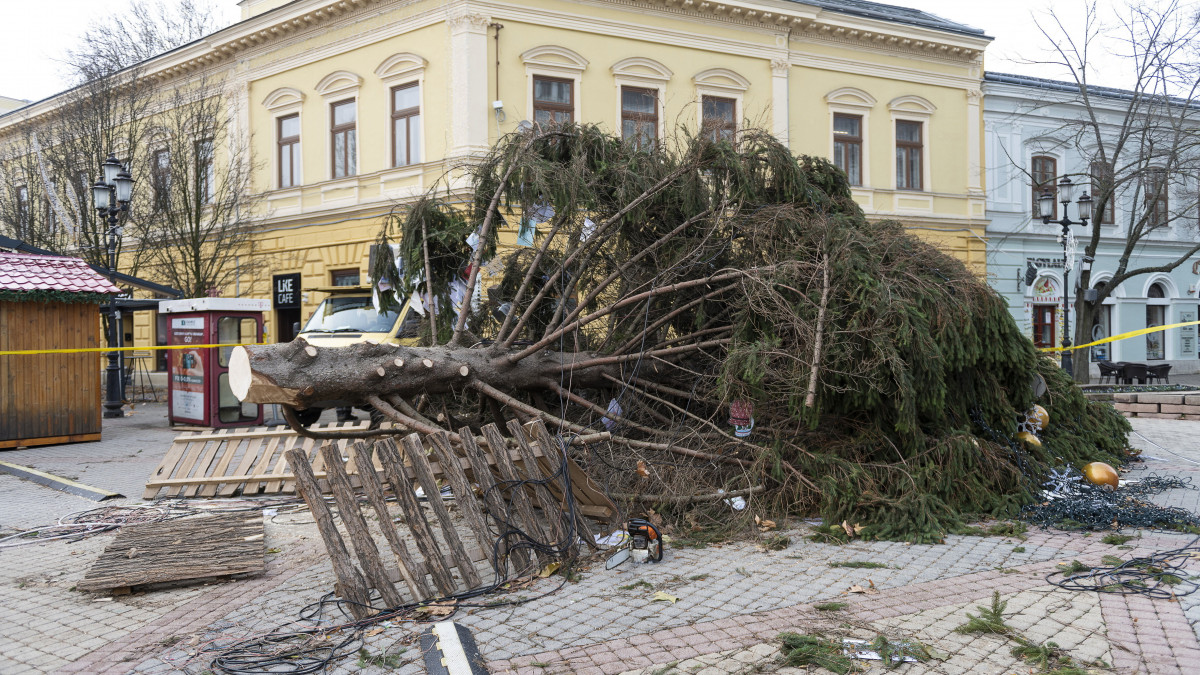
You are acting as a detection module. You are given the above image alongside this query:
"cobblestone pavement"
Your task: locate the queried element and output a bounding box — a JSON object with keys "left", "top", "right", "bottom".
{"left": 0, "top": 407, "right": 1198, "bottom": 673}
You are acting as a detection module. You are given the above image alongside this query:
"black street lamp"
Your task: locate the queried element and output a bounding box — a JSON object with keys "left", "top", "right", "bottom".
{"left": 1040, "top": 175, "right": 1092, "bottom": 374}
{"left": 92, "top": 154, "right": 134, "bottom": 418}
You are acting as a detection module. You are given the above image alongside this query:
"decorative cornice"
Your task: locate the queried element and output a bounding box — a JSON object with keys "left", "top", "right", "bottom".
{"left": 2, "top": 0, "right": 988, "bottom": 130}
{"left": 446, "top": 9, "right": 492, "bottom": 32}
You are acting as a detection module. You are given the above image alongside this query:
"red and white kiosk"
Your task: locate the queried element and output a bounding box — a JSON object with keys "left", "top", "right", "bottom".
{"left": 160, "top": 297, "right": 271, "bottom": 428}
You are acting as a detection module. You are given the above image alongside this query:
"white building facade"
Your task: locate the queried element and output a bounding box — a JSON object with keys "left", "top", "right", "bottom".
{"left": 983, "top": 73, "right": 1200, "bottom": 375}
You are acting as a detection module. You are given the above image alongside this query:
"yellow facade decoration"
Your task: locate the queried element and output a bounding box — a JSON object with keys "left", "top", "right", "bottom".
{"left": 1, "top": 0, "right": 992, "bottom": 352}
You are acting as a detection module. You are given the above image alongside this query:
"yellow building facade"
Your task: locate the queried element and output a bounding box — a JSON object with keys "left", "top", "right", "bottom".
{"left": 3, "top": 0, "right": 992, "bottom": 351}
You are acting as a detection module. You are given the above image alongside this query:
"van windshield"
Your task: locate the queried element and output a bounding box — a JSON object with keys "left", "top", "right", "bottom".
{"left": 301, "top": 296, "right": 400, "bottom": 333}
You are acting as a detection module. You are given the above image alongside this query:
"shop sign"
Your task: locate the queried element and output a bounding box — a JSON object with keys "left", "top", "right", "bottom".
{"left": 1031, "top": 276, "right": 1061, "bottom": 303}
{"left": 273, "top": 273, "right": 301, "bottom": 310}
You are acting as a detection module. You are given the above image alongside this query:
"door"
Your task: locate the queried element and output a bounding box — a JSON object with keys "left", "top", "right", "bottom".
{"left": 1032, "top": 305, "right": 1056, "bottom": 349}
{"left": 214, "top": 315, "right": 262, "bottom": 425}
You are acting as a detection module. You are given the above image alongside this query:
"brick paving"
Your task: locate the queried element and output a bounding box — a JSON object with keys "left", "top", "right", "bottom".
{"left": 0, "top": 408, "right": 1198, "bottom": 673}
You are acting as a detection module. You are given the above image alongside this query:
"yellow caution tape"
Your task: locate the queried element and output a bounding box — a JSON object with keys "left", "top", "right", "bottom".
{"left": 0, "top": 343, "right": 264, "bottom": 356}
{"left": 1037, "top": 319, "right": 1200, "bottom": 353}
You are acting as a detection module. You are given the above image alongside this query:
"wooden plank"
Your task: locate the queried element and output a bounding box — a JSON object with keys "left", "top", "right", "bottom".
{"left": 525, "top": 420, "right": 617, "bottom": 521}
{"left": 350, "top": 441, "right": 431, "bottom": 601}
{"left": 245, "top": 434, "right": 283, "bottom": 495}
{"left": 77, "top": 513, "right": 264, "bottom": 592}
{"left": 482, "top": 423, "right": 545, "bottom": 570}
{"left": 285, "top": 448, "right": 373, "bottom": 619}
{"left": 0, "top": 432, "right": 102, "bottom": 450}
{"left": 269, "top": 433, "right": 311, "bottom": 493}
{"left": 165, "top": 435, "right": 212, "bottom": 498}
{"left": 532, "top": 421, "right": 599, "bottom": 548}
{"left": 458, "top": 427, "right": 515, "bottom": 577}
{"left": 400, "top": 433, "right": 482, "bottom": 589}
{"left": 144, "top": 433, "right": 194, "bottom": 498}
{"left": 376, "top": 437, "right": 458, "bottom": 596}
{"left": 319, "top": 444, "right": 404, "bottom": 608}
{"left": 427, "top": 431, "right": 495, "bottom": 572}
{"left": 201, "top": 435, "right": 248, "bottom": 497}
{"left": 508, "top": 420, "right": 566, "bottom": 550}
{"left": 183, "top": 429, "right": 229, "bottom": 498}
{"left": 219, "top": 436, "right": 265, "bottom": 497}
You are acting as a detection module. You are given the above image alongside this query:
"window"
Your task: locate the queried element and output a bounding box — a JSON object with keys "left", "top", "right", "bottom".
{"left": 391, "top": 83, "right": 421, "bottom": 167}
{"left": 330, "top": 268, "right": 361, "bottom": 287}
{"left": 278, "top": 114, "right": 300, "bottom": 188}
{"left": 1032, "top": 305, "right": 1056, "bottom": 349}
{"left": 621, "top": 86, "right": 658, "bottom": 150}
{"left": 1090, "top": 161, "right": 1114, "bottom": 224}
{"left": 154, "top": 312, "right": 169, "bottom": 372}
{"left": 895, "top": 120, "right": 923, "bottom": 190}
{"left": 1146, "top": 282, "right": 1167, "bottom": 360}
{"left": 330, "top": 99, "right": 357, "bottom": 178}
{"left": 14, "top": 185, "right": 29, "bottom": 234}
{"left": 194, "top": 139, "right": 214, "bottom": 204}
{"left": 1145, "top": 168, "right": 1168, "bottom": 228}
{"left": 1090, "top": 285, "right": 1113, "bottom": 362}
{"left": 1032, "top": 155, "right": 1057, "bottom": 219}
{"left": 833, "top": 114, "right": 863, "bottom": 186}
{"left": 533, "top": 76, "right": 573, "bottom": 127}
{"left": 43, "top": 200, "right": 57, "bottom": 232}
{"left": 152, "top": 149, "right": 171, "bottom": 210}
{"left": 701, "top": 96, "right": 736, "bottom": 143}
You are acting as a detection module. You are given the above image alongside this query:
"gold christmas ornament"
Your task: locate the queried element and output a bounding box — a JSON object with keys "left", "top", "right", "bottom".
{"left": 1082, "top": 462, "right": 1119, "bottom": 491}
{"left": 1029, "top": 405, "right": 1049, "bottom": 431}
{"left": 1016, "top": 431, "right": 1042, "bottom": 448}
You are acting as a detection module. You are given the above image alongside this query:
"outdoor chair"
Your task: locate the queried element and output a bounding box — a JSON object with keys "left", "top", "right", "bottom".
{"left": 1120, "top": 363, "right": 1148, "bottom": 385}
{"left": 1097, "top": 361, "right": 1121, "bottom": 384}
{"left": 1147, "top": 363, "right": 1172, "bottom": 384}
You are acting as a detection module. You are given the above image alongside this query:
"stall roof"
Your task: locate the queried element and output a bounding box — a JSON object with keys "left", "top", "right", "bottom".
{"left": 0, "top": 252, "right": 121, "bottom": 295}
{"left": 0, "top": 235, "right": 184, "bottom": 298}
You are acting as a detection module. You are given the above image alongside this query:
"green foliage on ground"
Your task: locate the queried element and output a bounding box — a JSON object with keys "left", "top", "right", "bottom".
{"left": 373, "top": 124, "right": 1133, "bottom": 544}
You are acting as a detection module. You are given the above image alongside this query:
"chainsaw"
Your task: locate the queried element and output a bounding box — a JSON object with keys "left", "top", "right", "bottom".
{"left": 605, "top": 518, "right": 664, "bottom": 569}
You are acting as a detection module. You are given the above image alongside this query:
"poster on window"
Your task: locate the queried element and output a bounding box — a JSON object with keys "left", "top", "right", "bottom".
{"left": 170, "top": 322, "right": 207, "bottom": 422}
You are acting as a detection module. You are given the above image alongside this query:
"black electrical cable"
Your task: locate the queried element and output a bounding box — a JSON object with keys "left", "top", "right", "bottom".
{"left": 1047, "top": 534, "right": 1200, "bottom": 599}
{"left": 1021, "top": 472, "right": 1200, "bottom": 532}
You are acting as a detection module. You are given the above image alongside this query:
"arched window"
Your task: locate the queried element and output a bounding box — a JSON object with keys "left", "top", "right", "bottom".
{"left": 1090, "top": 280, "right": 1113, "bottom": 362}
{"left": 1146, "top": 282, "right": 1168, "bottom": 359}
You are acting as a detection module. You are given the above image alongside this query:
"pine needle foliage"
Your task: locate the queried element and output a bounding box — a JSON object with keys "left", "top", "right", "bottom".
{"left": 369, "top": 124, "right": 1132, "bottom": 543}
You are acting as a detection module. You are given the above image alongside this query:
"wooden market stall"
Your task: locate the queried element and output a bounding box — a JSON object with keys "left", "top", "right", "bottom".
{"left": 0, "top": 252, "right": 120, "bottom": 448}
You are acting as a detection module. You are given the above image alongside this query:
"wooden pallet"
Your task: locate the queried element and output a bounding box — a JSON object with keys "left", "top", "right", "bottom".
{"left": 77, "top": 512, "right": 265, "bottom": 593}
{"left": 143, "top": 421, "right": 374, "bottom": 499}
{"left": 144, "top": 422, "right": 618, "bottom": 524}
{"left": 288, "top": 421, "right": 606, "bottom": 619}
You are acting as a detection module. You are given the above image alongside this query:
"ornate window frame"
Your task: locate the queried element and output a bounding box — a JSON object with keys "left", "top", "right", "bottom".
{"left": 889, "top": 95, "right": 935, "bottom": 192}
{"left": 521, "top": 46, "right": 587, "bottom": 126}
{"left": 826, "top": 87, "right": 876, "bottom": 188}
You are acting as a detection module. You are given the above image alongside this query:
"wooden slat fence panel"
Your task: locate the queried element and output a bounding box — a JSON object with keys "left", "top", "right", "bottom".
{"left": 282, "top": 421, "right": 600, "bottom": 615}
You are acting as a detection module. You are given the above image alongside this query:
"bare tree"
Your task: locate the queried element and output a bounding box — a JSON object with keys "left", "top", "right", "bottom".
{"left": 133, "top": 74, "right": 262, "bottom": 297}
{"left": 0, "top": 0, "right": 230, "bottom": 280}
{"left": 62, "top": 0, "right": 226, "bottom": 82}
{"left": 1026, "top": 0, "right": 1200, "bottom": 381}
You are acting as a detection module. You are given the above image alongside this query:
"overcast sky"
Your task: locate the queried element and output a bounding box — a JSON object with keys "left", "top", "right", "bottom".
{"left": 0, "top": 1, "right": 1152, "bottom": 105}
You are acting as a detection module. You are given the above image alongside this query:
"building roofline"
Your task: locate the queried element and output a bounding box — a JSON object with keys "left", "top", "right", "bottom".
{"left": 984, "top": 71, "right": 1199, "bottom": 109}
{"left": 795, "top": 0, "right": 988, "bottom": 38}
{"left": 2, "top": 0, "right": 991, "bottom": 126}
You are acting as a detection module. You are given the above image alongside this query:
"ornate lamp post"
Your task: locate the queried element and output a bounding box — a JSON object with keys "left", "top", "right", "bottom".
{"left": 1040, "top": 175, "right": 1092, "bottom": 373}
{"left": 92, "top": 154, "right": 134, "bottom": 418}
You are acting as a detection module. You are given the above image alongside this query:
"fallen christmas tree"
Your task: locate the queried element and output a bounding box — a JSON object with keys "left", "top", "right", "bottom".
{"left": 230, "top": 125, "right": 1131, "bottom": 543}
